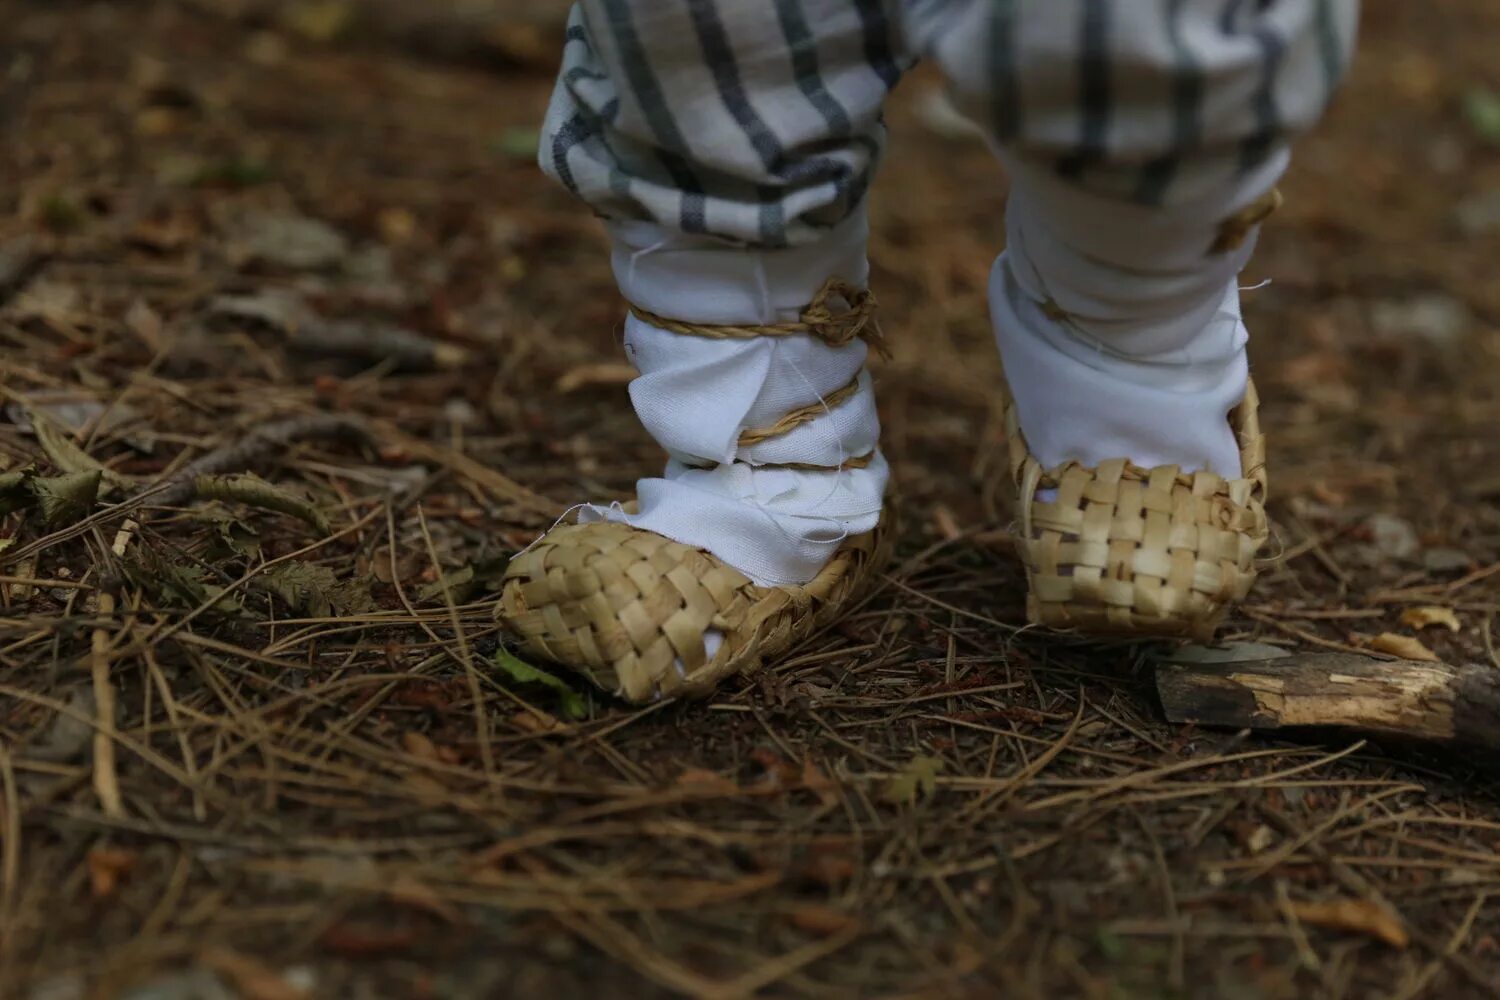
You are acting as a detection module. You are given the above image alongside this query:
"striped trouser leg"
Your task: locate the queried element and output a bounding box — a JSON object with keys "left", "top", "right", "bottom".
{"left": 904, "top": 0, "right": 1359, "bottom": 209}
{"left": 902, "top": 0, "right": 1360, "bottom": 476}
{"left": 540, "top": 0, "right": 909, "bottom": 249}
{"left": 901, "top": 0, "right": 1360, "bottom": 336}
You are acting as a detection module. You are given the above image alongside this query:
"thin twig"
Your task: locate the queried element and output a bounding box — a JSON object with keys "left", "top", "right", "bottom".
{"left": 89, "top": 584, "right": 123, "bottom": 818}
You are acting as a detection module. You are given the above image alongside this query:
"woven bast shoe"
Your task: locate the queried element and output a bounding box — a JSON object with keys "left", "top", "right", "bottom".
{"left": 496, "top": 278, "right": 892, "bottom": 703}
{"left": 496, "top": 516, "right": 890, "bottom": 702}
{"left": 1000, "top": 374, "right": 1269, "bottom": 641}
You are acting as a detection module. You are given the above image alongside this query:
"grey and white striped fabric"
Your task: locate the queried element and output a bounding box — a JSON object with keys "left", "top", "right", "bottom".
{"left": 541, "top": 0, "right": 1359, "bottom": 249}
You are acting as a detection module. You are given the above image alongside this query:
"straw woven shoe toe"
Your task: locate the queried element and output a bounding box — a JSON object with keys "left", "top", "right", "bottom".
{"left": 496, "top": 517, "right": 889, "bottom": 703}
{"left": 1001, "top": 376, "right": 1269, "bottom": 641}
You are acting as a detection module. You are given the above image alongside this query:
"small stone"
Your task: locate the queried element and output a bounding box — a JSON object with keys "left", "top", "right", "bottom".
{"left": 281, "top": 968, "right": 317, "bottom": 993}
{"left": 1370, "top": 295, "right": 1471, "bottom": 347}
{"left": 342, "top": 243, "right": 394, "bottom": 284}
{"left": 1427, "top": 135, "right": 1467, "bottom": 174}
{"left": 1366, "top": 512, "right": 1419, "bottom": 560}
{"left": 1422, "top": 547, "right": 1472, "bottom": 574}
{"left": 27, "top": 974, "right": 84, "bottom": 1000}
{"left": 0, "top": 236, "right": 40, "bottom": 291}
{"left": 443, "top": 399, "right": 478, "bottom": 426}
{"left": 231, "top": 210, "right": 348, "bottom": 271}
{"left": 208, "top": 289, "right": 313, "bottom": 332}
{"left": 1455, "top": 189, "right": 1500, "bottom": 236}
{"left": 245, "top": 30, "right": 288, "bottom": 66}
{"left": 118, "top": 969, "right": 232, "bottom": 1000}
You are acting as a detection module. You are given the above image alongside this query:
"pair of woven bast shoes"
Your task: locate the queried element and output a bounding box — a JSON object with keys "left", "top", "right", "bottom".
{"left": 495, "top": 281, "right": 1269, "bottom": 705}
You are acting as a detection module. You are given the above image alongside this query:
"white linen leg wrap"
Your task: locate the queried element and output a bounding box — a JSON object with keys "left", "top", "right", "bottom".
{"left": 991, "top": 155, "right": 1285, "bottom": 479}
{"left": 578, "top": 210, "right": 887, "bottom": 588}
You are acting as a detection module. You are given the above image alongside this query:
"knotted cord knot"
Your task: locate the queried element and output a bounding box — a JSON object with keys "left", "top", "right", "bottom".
{"left": 799, "top": 279, "right": 890, "bottom": 358}
{"left": 1211, "top": 186, "right": 1283, "bottom": 254}
{"left": 629, "top": 276, "right": 890, "bottom": 359}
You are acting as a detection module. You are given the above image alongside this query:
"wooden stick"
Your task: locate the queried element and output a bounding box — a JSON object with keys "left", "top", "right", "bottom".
{"left": 1155, "top": 652, "right": 1500, "bottom": 750}
{"left": 88, "top": 523, "right": 137, "bottom": 818}
{"left": 90, "top": 587, "right": 123, "bottom": 817}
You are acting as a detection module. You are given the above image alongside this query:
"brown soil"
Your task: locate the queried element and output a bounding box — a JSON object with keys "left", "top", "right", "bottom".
{"left": 3, "top": 1, "right": 1500, "bottom": 997}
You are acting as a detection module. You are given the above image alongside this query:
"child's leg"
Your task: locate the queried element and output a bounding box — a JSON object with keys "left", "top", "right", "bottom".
{"left": 910, "top": 0, "right": 1358, "bottom": 474}
{"left": 906, "top": 0, "right": 1358, "bottom": 635}
{"left": 503, "top": 1, "right": 907, "bottom": 699}
{"left": 543, "top": 0, "right": 905, "bottom": 586}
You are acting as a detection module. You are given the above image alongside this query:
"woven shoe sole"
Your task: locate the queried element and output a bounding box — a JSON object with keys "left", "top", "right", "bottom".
{"left": 496, "top": 513, "right": 891, "bottom": 703}
{"left": 1000, "top": 374, "right": 1269, "bottom": 641}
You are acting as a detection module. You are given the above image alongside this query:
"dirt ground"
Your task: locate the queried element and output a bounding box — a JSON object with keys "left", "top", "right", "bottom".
{"left": 2, "top": 1, "right": 1500, "bottom": 997}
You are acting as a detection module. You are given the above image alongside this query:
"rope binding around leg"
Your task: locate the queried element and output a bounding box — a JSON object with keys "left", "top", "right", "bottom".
{"left": 1211, "top": 187, "right": 1283, "bottom": 254}
{"left": 630, "top": 277, "right": 891, "bottom": 359}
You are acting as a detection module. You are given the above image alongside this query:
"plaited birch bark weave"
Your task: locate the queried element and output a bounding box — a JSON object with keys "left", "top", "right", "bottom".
{"left": 496, "top": 515, "right": 890, "bottom": 702}
{"left": 1001, "top": 373, "right": 1269, "bottom": 640}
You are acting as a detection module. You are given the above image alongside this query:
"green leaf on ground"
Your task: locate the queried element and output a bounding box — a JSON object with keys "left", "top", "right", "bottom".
{"left": 492, "top": 647, "right": 587, "bottom": 720}
{"left": 193, "top": 473, "right": 330, "bottom": 535}
{"left": 30, "top": 412, "right": 135, "bottom": 496}
{"left": 494, "top": 127, "right": 540, "bottom": 160}
{"left": 29, "top": 470, "right": 101, "bottom": 528}
{"left": 1095, "top": 927, "right": 1128, "bottom": 962}
{"left": 190, "top": 159, "right": 274, "bottom": 188}
{"left": 882, "top": 754, "right": 943, "bottom": 805}
{"left": 1464, "top": 87, "right": 1500, "bottom": 144}
{"left": 39, "top": 195, "right": 85, "bottom": 233}
{"left": 417, "top": 565, "right": 476, "bottom": 604}
{"left": 257, "top": 561, "right": 372, "bottom": 619}
{"left": 0, "top": 466, "right": 36, "bottom": 517}
{"left": 192, "top": 506, "right": 262, "bottom": 559}
{"left": 415, "top": 556, "right": 511, "bottom": 605}
{"left": 280, "top": 0, "right": 355, "bottom": 42}
{"left": 122, "top": 544, "right": 242, "bottom": 615}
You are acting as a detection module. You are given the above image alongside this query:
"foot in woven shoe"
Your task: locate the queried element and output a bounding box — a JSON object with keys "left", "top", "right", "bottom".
{"left": 498, "top": 220, "right": 890, "bottom": 702}
{"left": 990, "top": 165, "right": 1274, "bottom": 641}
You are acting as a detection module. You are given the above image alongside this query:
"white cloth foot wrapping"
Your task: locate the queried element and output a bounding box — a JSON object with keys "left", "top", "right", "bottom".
{"left": 989, "top": 155, "right": 1282, "bottom": 479}
{"left": 582, "top": 156, "right": 1279, "bottom": 591}
{"left": 579, "top": 211, "right": 887, "bottom": 588}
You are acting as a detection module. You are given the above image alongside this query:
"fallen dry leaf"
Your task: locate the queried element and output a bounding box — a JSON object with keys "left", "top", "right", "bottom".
{"left": 1399, "top": 606, "right": 1461, "bottom": 632}
{"left": 750, "top": 747, "right": 802, "bottom": 790}
{"left": 801, "top": 757, "right": 840, "bottom": 807}
{"left": 87, "top": 846, "right": 139, "bottom": 898}
{"left": 510, "top": 709, "right": 563, "bottom": 734}
{"left": 787, "top": 904, "right": 860, "bottom": 935}
{"left": 797, "top": 842, "right": 859, "bottom": 886}
{"left": 319, "top": 922, "right": 419, "bottom": 957}
{"left": 554, "top": 362, "right": 637, "bottom": 393}
{"left": 1287, "top": 898, "right": 1409, "bottom": 948}
{"left": 1368, "top": 632, "right": 1440, "bottom": 662}
{"left": 401, "top": 731, "right": 441, "bottom": 762}
{"left": 201, "top": 947, "right": 312, "bottom": 1000}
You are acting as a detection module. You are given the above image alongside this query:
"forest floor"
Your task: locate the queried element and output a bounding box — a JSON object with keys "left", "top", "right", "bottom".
{"left": 4, "top": 1, "right": 1500, "bottom": 997}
